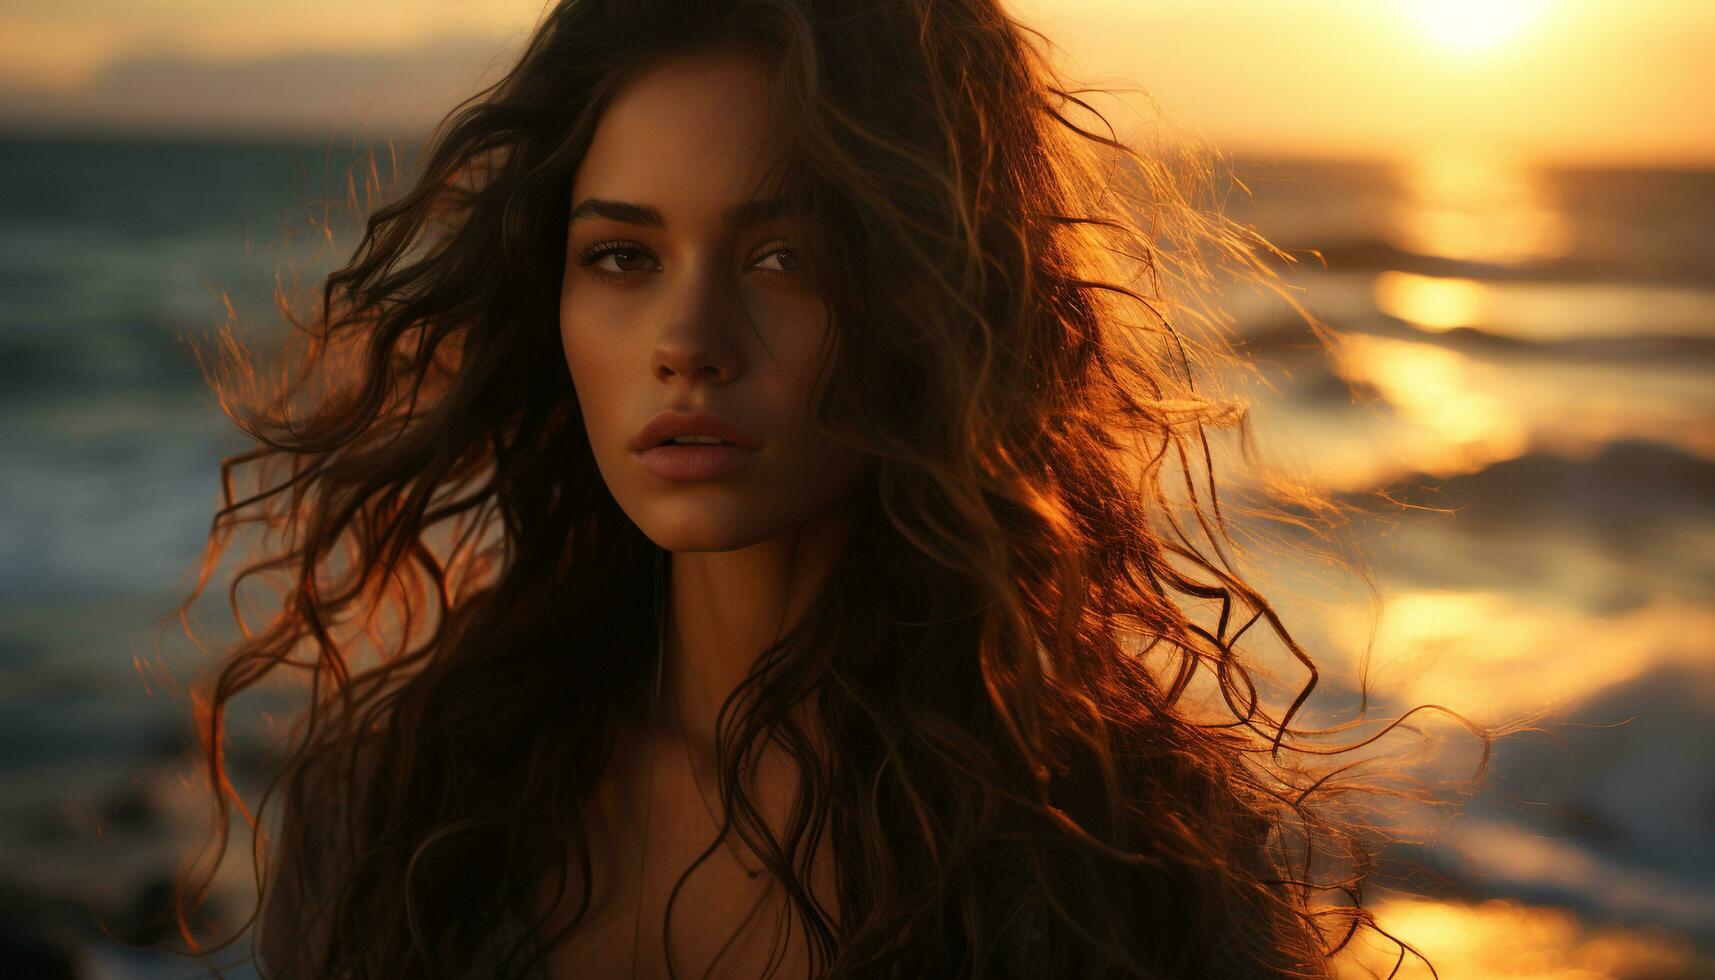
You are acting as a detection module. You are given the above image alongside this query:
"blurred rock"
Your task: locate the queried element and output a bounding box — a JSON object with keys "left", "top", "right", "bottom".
{"left": 0, "top": 915, "right": 80, "bottom": 979}
{"left": 97, "top": 783, "right": 159, "bottom": 834}
{"left": 109, "top": 872, "right": 177, "bottom": 949}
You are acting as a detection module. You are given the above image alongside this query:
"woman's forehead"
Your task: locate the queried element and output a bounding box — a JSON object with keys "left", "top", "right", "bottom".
{"left": 570, "top": 51, "right": 792, "bottom": 223}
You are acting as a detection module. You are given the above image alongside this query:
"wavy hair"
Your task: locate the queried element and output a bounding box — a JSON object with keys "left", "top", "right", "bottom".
{"left": 163, "top": 0, "right": 1478, "bottom": 977}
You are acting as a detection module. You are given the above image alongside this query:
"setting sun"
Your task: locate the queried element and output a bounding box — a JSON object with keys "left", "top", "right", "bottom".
{"left": 1399, "top": 0, "right": 1549, "bottom": 52}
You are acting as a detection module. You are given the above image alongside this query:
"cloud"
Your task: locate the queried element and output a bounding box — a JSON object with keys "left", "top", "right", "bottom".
{"left": 0, "top": 34, "right": 513, "bottom": 136}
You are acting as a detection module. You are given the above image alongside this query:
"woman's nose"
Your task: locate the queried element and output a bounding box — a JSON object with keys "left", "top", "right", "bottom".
{"left": 650, "top": 264, "right": 745, "bottom": 387}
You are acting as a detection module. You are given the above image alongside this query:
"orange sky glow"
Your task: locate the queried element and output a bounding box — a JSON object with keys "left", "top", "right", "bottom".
{"left": 0, "top": 0, "right": 1709, "bottom": 165}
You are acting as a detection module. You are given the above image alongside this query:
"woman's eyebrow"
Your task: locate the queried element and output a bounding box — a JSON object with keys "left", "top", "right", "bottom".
{"left": 568, "top": 196, "right": 798, "bottom": 228}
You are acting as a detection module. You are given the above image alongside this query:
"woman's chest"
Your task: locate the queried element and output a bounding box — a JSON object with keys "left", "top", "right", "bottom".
{"left": 529, "top": 742, "right": 829, "bottom": 979}
{"left": 534, "top": 876, "right": 811, "bottom": 978}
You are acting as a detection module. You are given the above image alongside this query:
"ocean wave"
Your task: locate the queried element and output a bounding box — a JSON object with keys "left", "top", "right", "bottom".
{"left": 1356, "top": 438, "right": 1715, "bottom": 524}
{"left": 1267, "top": 235, "right": 1715, "bottom": 289}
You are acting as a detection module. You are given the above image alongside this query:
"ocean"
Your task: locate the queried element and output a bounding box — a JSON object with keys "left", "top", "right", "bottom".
{"left": 1, "top": 132, "right": 1711, "bottom": 977}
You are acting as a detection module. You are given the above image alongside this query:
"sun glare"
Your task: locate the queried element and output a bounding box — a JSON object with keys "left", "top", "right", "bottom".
{"left": 1399, "top": 0, "right": 1548, "bottom": 52}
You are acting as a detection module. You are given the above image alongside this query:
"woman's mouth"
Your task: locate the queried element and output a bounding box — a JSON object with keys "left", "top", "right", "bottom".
{"left": 628, "top": 409, "right": 763, "bottom": 480}
{"left": 633, "top": 441, "right": 758, "bottom": 481}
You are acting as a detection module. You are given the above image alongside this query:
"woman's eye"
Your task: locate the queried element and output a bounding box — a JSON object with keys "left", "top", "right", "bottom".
{"left": 575, "top": 241, "right": 801, "bottom": 280}
{"left": 588, "top": 247, "right": 656, "bottom": 273}
{"left": 751, "top": 246, "right": 802, "bottom": 274}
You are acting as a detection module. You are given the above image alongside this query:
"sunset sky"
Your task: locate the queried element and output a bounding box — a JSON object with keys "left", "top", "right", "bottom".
{"left": 0, "top": 0, "right": 1711, "bottom": 164}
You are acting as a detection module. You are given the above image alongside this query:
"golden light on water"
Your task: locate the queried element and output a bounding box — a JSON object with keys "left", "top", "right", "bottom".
{"left": 1329, "top": 334, "right": 1529, "bottom": 477}
{"left": 1302, "top": 327, "right": 1715, "bottom": 488}
{"left": 1374, "top": 271, "right": 1490, "bottom": 330}
{"left": 1396, "top": 0, "right": 1550, "bottom": 53}
{"left": 1334, "top": 591, "right": 1715, "bottom": 719}
{"left": 1393, "top": 151, "right": 1574, "bottom": 265}
{"left": 1377, "top": 273, "right": 1715, "bottom": 341}
{"left": 1335, "top": 896, "right": 1700, "bottom": 979}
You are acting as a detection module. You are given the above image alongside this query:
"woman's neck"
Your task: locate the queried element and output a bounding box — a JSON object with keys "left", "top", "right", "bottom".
{"left": 662, "top": 505, "right": 849, "bottom": 754}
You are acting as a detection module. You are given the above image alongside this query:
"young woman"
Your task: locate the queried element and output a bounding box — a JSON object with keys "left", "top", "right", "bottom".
{"left": 172, "top": 0, "right": 1402, "bottom": 976}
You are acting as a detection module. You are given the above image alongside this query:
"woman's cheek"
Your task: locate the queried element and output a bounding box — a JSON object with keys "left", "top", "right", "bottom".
{"left": 560, "top": 319, "right": 627, "bottom": 452}
{"left": 752, "top": 294, "right": 834, "bottom": 396}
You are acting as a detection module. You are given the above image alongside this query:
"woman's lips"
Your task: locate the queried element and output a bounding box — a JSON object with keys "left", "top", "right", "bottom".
{"left": 633, "top": 443, "right": 758, "bottom": 481}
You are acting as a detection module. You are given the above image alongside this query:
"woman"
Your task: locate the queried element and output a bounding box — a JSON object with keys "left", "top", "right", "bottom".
{"left": 172, "top": 0, "right": 1401, "bottom": 977}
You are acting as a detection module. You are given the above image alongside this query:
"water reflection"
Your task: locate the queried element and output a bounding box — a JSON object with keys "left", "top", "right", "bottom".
{"left": 1329, "top": 590, "right": 1715, "bottom": 719}
{"left": 1327, "top": 333, "right": 1529, "bottom": 479}
{"left": 1392, "top": 149, "right": 1573, "bottom": 265}
{"left": 1374, "top": 270, "right": 1490, "bottom": 330}
{"left": 1335, "top": 896, "right": 1705, "bottom": 979}
{"left": 1376, "top": 270, "right": 1715, "bottom": 340}
{"left": 1304, "top": 325, "right": 1715, "bottom": 486}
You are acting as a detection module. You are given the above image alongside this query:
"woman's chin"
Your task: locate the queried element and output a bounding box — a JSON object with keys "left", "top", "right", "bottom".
{"left": 633, "top": 507, "right": 775, "bottom": 554}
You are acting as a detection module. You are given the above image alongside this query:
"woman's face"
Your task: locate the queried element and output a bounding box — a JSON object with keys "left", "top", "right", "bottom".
{"left": 559, "top": 51, "right": 871, "bottom": 553}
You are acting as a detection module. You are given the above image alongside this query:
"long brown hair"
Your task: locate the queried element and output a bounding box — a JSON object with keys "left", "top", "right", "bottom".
{"left": 165, "top": 0, "right": 1475, "bottom": 976}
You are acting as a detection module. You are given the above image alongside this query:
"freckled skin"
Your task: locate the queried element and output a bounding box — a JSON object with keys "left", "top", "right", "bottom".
{"left": 559, "top": 51, "right": 871, "bottom": 555}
